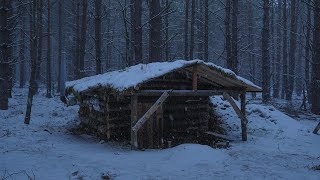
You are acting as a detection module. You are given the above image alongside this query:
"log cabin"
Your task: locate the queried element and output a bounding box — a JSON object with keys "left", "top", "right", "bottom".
{"left": 64, "top": 60, "right": 262, "bottom": 149}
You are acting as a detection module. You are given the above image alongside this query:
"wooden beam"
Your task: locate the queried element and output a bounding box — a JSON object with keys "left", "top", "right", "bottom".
{"left": 223, "top": 92, "right": 247, "bottom": 141}
{"left": 192, "top": 65, "right": 198, "bottom": 91}
{"left": 132, "top": 91, "right": 170, "bottom": 133}
{"left": 135, "top": 89, "right": 242, "bottom": 97}
{"left": 131, "top": 95, "right": 138, "bottom": 149}
{"left": 205, "top": 131, "right": 235, "bottom": 141}
{"left": 313, "top": 122, "right": 320, "bottom": 134}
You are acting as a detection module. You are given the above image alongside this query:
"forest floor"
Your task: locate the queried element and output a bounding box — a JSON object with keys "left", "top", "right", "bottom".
{"left": 1, "top": 88, "right": 320, "bottom": 180}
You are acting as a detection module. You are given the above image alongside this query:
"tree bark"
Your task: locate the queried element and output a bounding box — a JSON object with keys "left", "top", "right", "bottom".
{"left": 25, "top": 0, "right": 40, "bottom": 124}
{"left": 78, "top": 0, "right": 88, "bottom": 78}
{"left": 305, "top": 0, "right": 312, "bottom": 102}
{"left": 19, "top": 6, "right": 26, "bottom": 88}
{"left": 189, "top": 0, "right": 195, "bottom": 60}
{"left": 95, "top": 0, "right": 102, "bottom": 74}
{"left": 46, "top": 0, "right": 52, "bottom": 98}
{"left": 311, "top": 0, "right": 320, "bottom": 114}
{"left": 286, "top": 0, "right": 298, "bottom": 100}
{"left": 225, "top": 0, "right": 232, "bottom": 71}
{"left": 231, "top": 0, "right": 238, "bottom": 74}
{"left": 282, "top": 0, "right": 288, "bottom": 99}
{"left": 131, "top": 0, "right": 142, "bottom": 65}
{"left": 261, "top": 0, "right": 270, "bottom": 103}
{"left": 149, "top": 0, "right": 162, "bottom": 62}
{"left": 203, "top": 0, "right": 209, "bottom": 60}
{"left": 273, "top": 0, "right": 282, "bottom": 98}
{"left": 184, "top": 0, "right": 189, "bottom": 60}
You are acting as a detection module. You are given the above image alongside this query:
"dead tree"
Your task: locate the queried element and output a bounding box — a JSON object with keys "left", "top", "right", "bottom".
{"left": 261, "top": 0, "right": 270, "bottom": 103}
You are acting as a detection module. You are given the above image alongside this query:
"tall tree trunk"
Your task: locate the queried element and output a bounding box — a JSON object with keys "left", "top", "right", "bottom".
{"left": 296, "top": 19, "right": 303, "bottom": 97}
{"left": 131, "top": 0, "right": 142, "bottom": 65}
{"left": 189, "top": 0, "right": 195, "bottom": 60}
{"left": 311, "top": 0, "right": 320, "bottom": 114}
{"left": 19, "top": 6, "right": 26, "bottom": 88}
{"left": 305, "top": 0, "right": 312, "bottom": 102}
{"left": 25, "top": 0, "right": 40, "bottom": 124}
{"left": 286, "top": 0, "right": 298, "bottom": 100}
{"left": 225, "top": 0, "right": 232, "bottom": 71}
{"left": 149, "top": 0, "right": 162, "bottom": 62}
{"left": 203, "top": 0, "right": 209, "bottom": 60}
{"left": 95, "top": 0, "right": 102, "bottom": 74}
{"left": 79, "top": 0, "right": 88, "bottom": 77}
{"left": 184, "top": 0, "right": 189, "bottom": 60}
{"left": 0, "top": 0, "right": 11, "bottom": 110}
{"left": 273, "top": 0, "right": 282, "bottom": 98}
{"left": 281, "top": 0, "right": 288, "bottom": 99}
{"left": 231, "top": 0, "right": 238, "bottom": 74}
{"left": 46, "top": 0, "right": 52, "bottom": 98}
{"left": 164, "top": 0, "right": 169, "bottom": 61}
{"left": 271, "top": 0, "right": 275, "bottom": 97}
{"left": 36, "top": 0, "right": 43, "bottom": 89}
{"left": 261, "top": 0, "right": 270, "bottom": 103}
{"left": 74, "top": 1, "right": 80, "bottom": 79}
{"left": 57, "top": 0, "right": 62, "bottom": 91}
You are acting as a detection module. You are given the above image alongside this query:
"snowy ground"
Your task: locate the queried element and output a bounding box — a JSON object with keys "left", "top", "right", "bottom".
{"left": 1, "top": 88, "right": 319, "bottom": 180}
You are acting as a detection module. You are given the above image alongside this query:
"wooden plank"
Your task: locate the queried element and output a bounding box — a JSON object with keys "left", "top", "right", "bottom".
{"left": 223, "top": 92, "right": 245, "bottom": 120}
{"left": 131, "top": 95, "right": 138, "bottom": 149}
{"left": 192, "top": 65, "right": 198, "bottom": 91}
{"left": 135, "top": 89, "right": 242, "bottom": 97}
{"left": 205, "top": 131, "right": 235, "bottom": 141}
{"left": 223, "top": 92, "right": 247, "bottom": 141}
{"left": 240, "top": 92, "right": 247, "bottom": 141}
{"left": 313, "top": 122, "right": 320, "bottom": 134}
{"left": 132, "top": 91, "right": 170, "bottom": 133}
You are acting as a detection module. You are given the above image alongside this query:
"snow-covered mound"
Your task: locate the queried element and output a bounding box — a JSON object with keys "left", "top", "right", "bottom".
{"left": 1, "top": 89, "right": 319, "bottom": 179}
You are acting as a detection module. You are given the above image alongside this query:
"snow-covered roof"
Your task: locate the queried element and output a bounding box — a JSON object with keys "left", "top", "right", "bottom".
{"left": 66, "top": 59, "right": 261, "bottom": 94}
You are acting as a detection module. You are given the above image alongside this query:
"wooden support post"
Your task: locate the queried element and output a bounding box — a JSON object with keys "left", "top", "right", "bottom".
{"left": 313, "top": 122, "right": 320, "bottom": 134}
{"left": 223, "top": 92, "right": 247, "bottom": 141}
{"left": 240, "top": 92, "right": 247, "bottom": 141}
{"left": 131, "top": 95, "right": 138, "bottom": 149}
{"left": 192, "top": 65, "right": 198, "bottom": 91}
{"left": 106, "top": 96, "right": 111, "bottom": 139}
